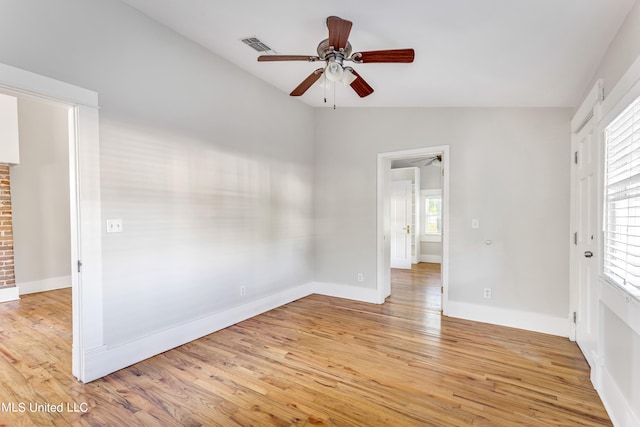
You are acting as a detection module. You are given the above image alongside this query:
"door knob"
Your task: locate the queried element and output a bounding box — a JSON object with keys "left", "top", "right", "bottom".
{"left": 584, "top": 251, "right": 593, "bottom": 258}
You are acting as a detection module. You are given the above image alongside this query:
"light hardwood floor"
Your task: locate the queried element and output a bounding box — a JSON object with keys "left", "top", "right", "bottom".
{"left": 0, "top": 263, "right": 611, "bottom": 426}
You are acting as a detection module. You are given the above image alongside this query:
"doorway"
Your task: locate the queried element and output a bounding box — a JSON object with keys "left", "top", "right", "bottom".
{"left": 377, "top": 146, "right": 450, "bottom": 313}
{"left": 10, "top": 96, "right": 72, "bottom": 296}
{"left": 0, "top": 62, "right": 102, "bottom": 382}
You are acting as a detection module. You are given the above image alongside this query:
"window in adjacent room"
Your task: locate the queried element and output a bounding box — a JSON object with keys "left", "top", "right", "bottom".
{"left": 421, "top": 189, "right": 442, "bottom": 242}
{"left": 603, "top": 93, "right": 640, "bottom": 296}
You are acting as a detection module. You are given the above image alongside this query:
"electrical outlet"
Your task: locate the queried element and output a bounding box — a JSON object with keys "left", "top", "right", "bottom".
{"left": 483, "top": 288, "right": 492, "bottom": 299}
{"left": 357, "top": 273, "right": 364, "bottom": 282}
{"left": 240, "top": 286, "right": 246, "bottom": 296}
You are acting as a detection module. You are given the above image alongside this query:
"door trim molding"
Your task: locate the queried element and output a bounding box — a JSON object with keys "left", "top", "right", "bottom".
{"left": 0, "top": 62, "right": 98, "bottom": 108}
{"left": 377, "top": 146, "right": 450, "bottom": 310}
{"left": 0, "top": 62, "right": 102, "bottom": 383}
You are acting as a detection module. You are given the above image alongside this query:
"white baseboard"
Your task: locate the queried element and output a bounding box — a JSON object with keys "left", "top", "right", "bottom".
{"left": 82, "top": 283, "right": 315, "bottom": 382}
{"left": 446, "top": 301, "right": 569, "bottom": 337}
{"left": 419, "top": 255, "right": 442, "bottom": 264}
{"left": 0, "top": 286, "right": 19, "bottom": 302}
{"left": 82, "top": 281, "right": 387, "bottom": 382}
{"left": 597, "top": 364, "right": 640, "bottom": 427}
{"left": 311, "top": 282, "right": 382, "bottom": 304}
{"left": 18, "top": 275, "right": 71, "bottom": 295}
{"left": 80, "top": 282, "right": 577, "bottom": 382}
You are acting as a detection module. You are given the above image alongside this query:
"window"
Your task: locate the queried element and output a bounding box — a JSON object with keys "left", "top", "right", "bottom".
{"left": 421, "top": 189, "right": 442, "bottom": 241}
{"left": 603, "top": 94, "right": 640, "bottom": 294}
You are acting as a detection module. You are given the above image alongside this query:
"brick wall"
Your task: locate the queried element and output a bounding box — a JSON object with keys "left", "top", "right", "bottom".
{"left": 0, "top": 164, "right": 14, "bottom": 288}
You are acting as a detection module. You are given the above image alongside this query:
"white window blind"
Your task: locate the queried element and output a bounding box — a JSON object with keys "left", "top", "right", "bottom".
{"left": 604, "top": 94, "right": 640, "bottom": 291}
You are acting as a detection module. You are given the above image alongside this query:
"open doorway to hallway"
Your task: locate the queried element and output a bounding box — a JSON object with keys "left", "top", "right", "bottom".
{"left": 390, "top": 155, "right": 444, "bottom": 270}
{"left": 0, "top": 90, "right": 74, "bottom": 377}
{"left": 11, "top": 96, "right": 72, "bottom": 296}
{"left": 0, "top": 62, "right": 102, "bottom": 383}
{"left": 377, "top": 146, "right": 449, "bottom": 312}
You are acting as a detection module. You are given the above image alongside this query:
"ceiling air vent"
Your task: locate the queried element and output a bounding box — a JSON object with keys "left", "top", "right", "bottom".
{"left": 241, "top": 37, "right": 273, "bottom": 53}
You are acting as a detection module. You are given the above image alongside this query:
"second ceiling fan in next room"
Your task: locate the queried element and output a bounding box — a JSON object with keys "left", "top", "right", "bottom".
{"left": 257, "top": 16, "right": 415, "bottom": 99}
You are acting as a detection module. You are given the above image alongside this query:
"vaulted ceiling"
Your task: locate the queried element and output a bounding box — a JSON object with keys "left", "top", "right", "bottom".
{"left": 120, "top": 0, "right": 635, "bottom": 108}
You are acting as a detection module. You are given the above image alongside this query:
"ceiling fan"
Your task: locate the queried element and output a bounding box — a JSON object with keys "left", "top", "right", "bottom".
{"left": 257, "top": 16, "right": 415, "bottom": 98}
{"left": 410, "top": 155, "right": 442, "bottom": 167}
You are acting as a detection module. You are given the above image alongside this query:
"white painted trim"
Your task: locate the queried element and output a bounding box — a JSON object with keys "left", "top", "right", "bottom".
{"left": 568, "top": 129, "right": 579, "bottom": 343}
{"left": 74, "top": 104, "right": 103, "bottom": 354}
{"left": 598, "top": 55, "right": 640, "bottom": 127}
{"left": 377, "top": 146, "right": 450, "bottom": 313}
{"left": 67, "top": 107, "right": 81, "bottom": 380}
{"left": 0, "top": 286, "right": 19, "bottom": 302}
{"left": 18, "top": 276, "right": 71, "bottom": 295}
{"left": 592, "top": 352, "right": 604, "bottom": 391}
{"left": 312, "top": 282, "right": 382, "bottom": 304}
{"left": 0, "top": 62, "right": 102, "bottom": 383}
{"left": 83, "top": 283, "right": 315, "bottom": 382}
{"left": 597, "top": 365, "right": 640, "bottom": 427}
{"left": 599, "top": 278, "right": 640, "bottom": 337}
{"left": 0, "top": 63, "right": 98, "bottom": 108}
{"left": 571, "top": 79, "right": 603, "bottom": 133}
{"left": 419, "top": 255, "right": 442, "bottom": 264}
{"left": 446, "top": 301, "right": 569, "bottom": 337}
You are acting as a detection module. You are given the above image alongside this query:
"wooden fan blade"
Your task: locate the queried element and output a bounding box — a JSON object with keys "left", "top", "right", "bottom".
{"left": 353, "top": 49, "right": 415, "bottom": 63}
{"left": 290, "top": 69, "right": 324, "bottom": 96}
{"left": 349, "top": 69, "right": 374, "bottom": 98}
{"left": 327, "top": 16, "right": 353, "bottom": 50}
{"left": 258, "top": 55, "right": 320, "bottom": 62}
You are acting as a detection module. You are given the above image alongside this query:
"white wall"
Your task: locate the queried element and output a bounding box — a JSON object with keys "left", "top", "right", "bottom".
{"left": 0, "top": 0, "right": 314, "bottom": 353}
{"left": 582, "top": 1, "right": 640, "bottom": 425}
{"left": 420, "top": 163, "right": 442, "bottom": 190}
{"left": 11, "top": 98, "right": 71, "bottom": 293}
{"left": 314, "top": 107, "right": 572, "bottom": 330}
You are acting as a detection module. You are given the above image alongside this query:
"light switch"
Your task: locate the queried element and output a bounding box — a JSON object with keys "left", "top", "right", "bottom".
{"left": 106, "top": 219, "right": 123, "bottom": 233}
{"left": 471, "top": 219, "right": 479, "bottom": 229}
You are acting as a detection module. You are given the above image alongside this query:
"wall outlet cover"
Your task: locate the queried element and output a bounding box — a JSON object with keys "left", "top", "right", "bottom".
{"left": 106, "top": 219, "right": 123, "bottom": 233}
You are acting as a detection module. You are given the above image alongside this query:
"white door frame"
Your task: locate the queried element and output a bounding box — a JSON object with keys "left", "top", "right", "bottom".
{"left": 0, "top": 62, "right": 102, "bottom": 383}
{"left": 377, "top": 145, "right": 450, "bottom": 312}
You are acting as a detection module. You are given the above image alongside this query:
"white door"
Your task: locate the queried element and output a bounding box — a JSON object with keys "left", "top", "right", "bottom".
{"left": 572, "top": 118, "right": 599, "bottom": 369}
{"left": 391, "top": 180, "right": 412, "bottom": 269}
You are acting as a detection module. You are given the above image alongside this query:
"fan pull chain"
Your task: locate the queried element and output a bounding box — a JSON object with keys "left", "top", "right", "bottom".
{"left": 324, "top": 74, "right": 327, "bottom": 104}
{"left": 333, "top": 81, "right": 336, "bottom": 109}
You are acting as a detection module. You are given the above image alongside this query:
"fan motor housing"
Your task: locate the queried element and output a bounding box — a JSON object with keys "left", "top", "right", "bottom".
{"left": 317, "top": 38, "right": 352, "bottom": 61}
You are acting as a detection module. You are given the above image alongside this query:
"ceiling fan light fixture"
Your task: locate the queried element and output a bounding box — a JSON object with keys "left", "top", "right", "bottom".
{"left": 341, "top": 67, "right": 357, "bottom": 86}
{"left": 316, "top": 73, "right": 330, "bottom": 89}
{"left": 325, "top": 61, "right": 344, "bottom": 82}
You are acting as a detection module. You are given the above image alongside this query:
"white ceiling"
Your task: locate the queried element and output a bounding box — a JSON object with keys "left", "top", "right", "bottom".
{"left": 120, "top": 0, "right": 635, "bottom": 108}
